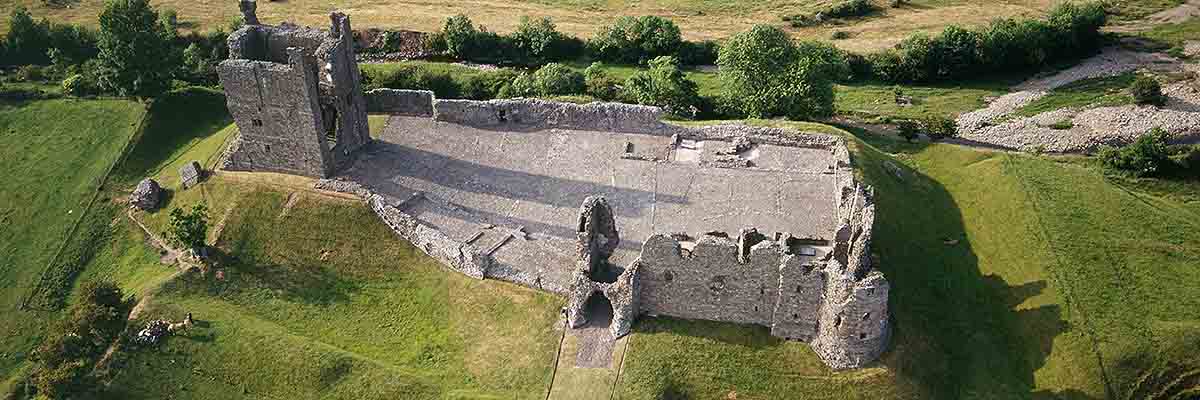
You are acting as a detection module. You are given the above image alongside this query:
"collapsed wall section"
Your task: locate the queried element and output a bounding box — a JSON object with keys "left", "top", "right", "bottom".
{"left": 433, "top": 99, "right": 670, "bottom": 134}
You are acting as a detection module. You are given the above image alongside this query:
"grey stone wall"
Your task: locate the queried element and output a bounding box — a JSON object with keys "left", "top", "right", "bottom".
{"left": 365, "top": 89, "right": 434, "bottom": 116}
{"left": 637, "top": 233, "right": 782, "bottom": 326}
{"left": 769, "top": 255, "right": 827, "bottom": 341}
{"left": 367, "top": 193, "right": 490, "bottom": 279}
{"left": 566, "top": 196, "right": 640, "bottom": 338}
{"left": 219, "top": 11, "right": 370, "bottom": 178}
{"left": 433, "top": 99, "right": 670, "bottom": 135}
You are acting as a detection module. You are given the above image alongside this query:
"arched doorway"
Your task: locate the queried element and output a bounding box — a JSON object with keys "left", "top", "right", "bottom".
{"left": 582, "top": 292, "right": 614, "bottom": 329}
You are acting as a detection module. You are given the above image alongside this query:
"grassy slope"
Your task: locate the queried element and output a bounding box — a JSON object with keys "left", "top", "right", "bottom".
{"left": 617, "top": 125, "right": 1200, "bottom": 399}
{"left": 102, "top": 189, "right": 564, "bottom": 399}
{"left": 0, "top": 98, "right": 145, "bottom": 390}
{"left": 1013, "top": 73, "right": 1136, "bottom": 118}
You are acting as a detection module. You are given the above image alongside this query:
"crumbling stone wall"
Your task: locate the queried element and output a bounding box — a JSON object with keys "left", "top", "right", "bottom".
{"left": 367, "top": 193, "right": 491, "bottom": 279}
{"left": 565, "top": 196, "right": 640, "bottom": 338}
{"left": 433, "top": 99, "right": 670, "bottom": 135}
{"left": 218, "top": 10, "right": 370, "bottom": 178}
{"left": 365, "top": 89, "right": 434, "bottom": 116}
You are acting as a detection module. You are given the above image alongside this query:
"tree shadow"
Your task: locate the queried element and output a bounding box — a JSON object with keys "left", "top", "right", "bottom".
{"left": 113, "top": 87, "right": 231, "bottom": 185}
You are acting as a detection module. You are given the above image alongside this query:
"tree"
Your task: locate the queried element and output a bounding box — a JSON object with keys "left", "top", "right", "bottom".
{"left": 921, "top": 116, "right": 958, "bottom": 141}
{"left": 896, "top": 120, "right": 921, "bottom": 142}
{"left": 4, "top": 6, "right": 52, "bottom": 65}
{"left": 511, "top": 16, "right": 563, "bottom": 64}
{"left": 717, "top": 25, "right": 835, "bottom": 120}
{"left": 169, "top": 203, "right": 209, "bottom": 252}
{"left": 442, "top": 14, "right": 478, "bottom": 60}
{"left": 584, "top": 62, "right": 621, "bottom": 101}
{"left": 1099, "top": 129, "right": 1172, "bottom": 177}
{"left": 96, "top": 0, "right": 179, "bottom": 97}
{"left": 31, "top": 280, "right": 127, "bottom": 399}
{"left": 531, "top": 63, "right": 585, "bottom": 96}
{"left": 624, "top": 56, "right": 700, "bottom": 118}
{"left": 589, "top": 16, "right": 682, "bottom": 64}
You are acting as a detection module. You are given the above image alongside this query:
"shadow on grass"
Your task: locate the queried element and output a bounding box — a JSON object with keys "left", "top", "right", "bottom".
{"left": 113, "top": 87, "right": 231, "bottom": 185}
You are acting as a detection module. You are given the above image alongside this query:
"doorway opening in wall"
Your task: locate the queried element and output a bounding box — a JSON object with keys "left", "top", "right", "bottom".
{"left": 323, "top": 105, "right": 340, "bottom": 147}
{"left": 582, "top": 292, "right": 614, "bottom": 330}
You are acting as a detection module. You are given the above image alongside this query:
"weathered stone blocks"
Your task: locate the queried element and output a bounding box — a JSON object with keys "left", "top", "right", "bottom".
{"left": 129, "top": 178, "right": 162, "bottom": 210}
{"left": 178, "top": 161, "right": 203, "bottom": 189}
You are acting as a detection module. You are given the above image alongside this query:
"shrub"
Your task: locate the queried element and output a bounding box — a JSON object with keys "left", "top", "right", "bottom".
{"left": 933, "top": 25, "right": 980, "bottom": 79}
{"left": 831, "top": 30, "right": 851, "bottom": 40}
{"left": 678, "top": 40, "right": 720, "bottom": 65}
{"left": 442, "top": 14, "right": 478, "bottom": 60}
{"left": 17, "top": 64, "right": 46, "bottom": 81}
{"left": 4, "top": 7, "right": 53, "bottom": 65}
{"left": 584, "top": 62, "right": 622, "bottom": 101}
{"left": 96, "top": 0, "right": 180, "bottom": 97}
{"left": 1100, "top": 128, "right": 1172, "bottom": 176}
{"left": 624, "top": 56, "right": 701, "bottom": 118}
{"left": 1131, "top": 75, "right": 1165, "bottom": 106}
{"left": 531, "top": 63, "right": 585, "bottom": 96}
{"left": 718, "top": 25, "right": 836, "bottom": 120}
{"left": 589, "top": 16, "right": 682, "bottom": 64}
{"left": 896, "top": 119, "right": 921, "bottom": 142}
{"left": 169, "top": 203, "right": 209, "bottom": 251}
{"left": 457, "top": 69, "right": 518, "bottom": 100}
{"left": 1046, "top": 0, "right": 1106, "bottom": 58}
{"left": 30, "top": 280, "right": 129, "bottom": 399}
{"left": 921, "top": 116, "right": 957, "bottom": 141}
{"left": 511, "top": 16, "right": 565, "bottom": 64}
{"left": 825, "top": 0, "right": 877, "bottom": 19}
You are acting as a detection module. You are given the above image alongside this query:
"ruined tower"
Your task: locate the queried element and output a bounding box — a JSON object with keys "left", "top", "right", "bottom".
{"left": 217, "top": 8, "right": 370, "bottom": 178}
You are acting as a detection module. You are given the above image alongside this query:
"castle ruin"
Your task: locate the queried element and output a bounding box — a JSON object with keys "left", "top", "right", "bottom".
{"left": 218, "top": 8, "right": 891, "bottom": 370}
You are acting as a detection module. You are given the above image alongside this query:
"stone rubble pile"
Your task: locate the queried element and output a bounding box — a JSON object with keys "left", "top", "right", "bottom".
{"left": 134, "top": 320, "right": 170, "bottom": 345}
{"left": 129, "top": 178, "right": 162, "bottom": 210}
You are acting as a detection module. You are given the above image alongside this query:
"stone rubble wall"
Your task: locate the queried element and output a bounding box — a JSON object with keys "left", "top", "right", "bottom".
{"left": 433, "top": 98, "right": 671, "bottom": 135}
{"left": 566, "top": 196, "right": 640, "bottom": 338}
{"left": 367, "top": 193, "right": 490, "bottom": 279}
{"left": 637, "top": 233, "right": 784, "bottom": 327}
{"left": 365, "top": 89, "right": 435, "bottom": 116}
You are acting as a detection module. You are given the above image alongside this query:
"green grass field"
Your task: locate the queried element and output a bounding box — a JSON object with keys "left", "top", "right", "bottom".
{"left": 1013, "top": 73, "right": 1136, "bottom": 117}
{"left": 100, "top": 188, "right": 564, "bottom": 399}
{"left": 0, "top": 97, "right": 146, "bottom": 393}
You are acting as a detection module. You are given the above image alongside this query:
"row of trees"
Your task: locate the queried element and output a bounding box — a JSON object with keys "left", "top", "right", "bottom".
{"left": 426, "top": 14, "right": 719, "bottom": 67}
{"left": 2, "top": 2, "right": 233, "bottom": 98}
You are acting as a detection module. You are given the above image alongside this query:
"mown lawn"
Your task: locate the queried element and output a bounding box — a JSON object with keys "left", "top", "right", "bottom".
{"left": 616, "top": 123, "right": 1200, "bottom": 399}
{"left": 0, "top": 98, "right": 145, "bottom": 393}
{"left": 101, "top": 189, "right": 565, "bottom": 399}
{"left": 1013, "top": 73, "right": 1136, "bottom": 117}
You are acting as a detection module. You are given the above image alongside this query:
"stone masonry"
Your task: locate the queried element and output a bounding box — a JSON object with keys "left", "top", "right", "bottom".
{"left": 221, "top": 12, "right": 891, "bottom": 371}
{"left": 217, "top": 8, "right": 370, "bottom": 178}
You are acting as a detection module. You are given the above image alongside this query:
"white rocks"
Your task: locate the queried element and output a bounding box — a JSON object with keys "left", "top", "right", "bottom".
{"left": 130, "top": 178, "right": 162, "bottom": 210}
{"left": 179, "top": 161, "right": 203, "bottom": 189}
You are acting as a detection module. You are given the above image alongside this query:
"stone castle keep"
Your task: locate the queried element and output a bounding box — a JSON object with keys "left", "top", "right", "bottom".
{"left": 218, "top": 8, "right": 891, "bottom": 369}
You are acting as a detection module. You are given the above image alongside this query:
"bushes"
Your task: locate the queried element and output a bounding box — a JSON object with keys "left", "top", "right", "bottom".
{"left": 869, "top": 1, "right": 1107, "bottom": 83}
{"left": 590, "top": 16, "right": 682, "bottom": 64}
{"left": 169, "top": 203, "right": 209, "bottom": 251}
{"left": 783, "top": 0, "right": 878, "bottom": 27}
{"left": 677, "top": 40, "right": 720, "bottom": 66}
{"left": 1131, "top": 75, "right": 1165, "bottom": 106}
{"left": 922, "top": 116, "right": 958, "bottom": 141}
{"left": 584, "top": 62, "right": 622, "bottom": 101}
{"left": 510, "top": 16, "right": 584, "bottom": 65}
{"left": 624, "top": 56, "right": 701, "bottom": 118}
{"left": 508, "top": 63, "right": 586, "bottom": 97}
{"left": 717, "top": 25, "right": 836, "bottom": 120}
{"left": 30, "top": 280, "right": 130, "bottom": 399}
{"left": 896, "top": 119, "right": 921, "bottom": 142}
{"left": 1099, "top": 129, "right": 1172, "bottom": 177}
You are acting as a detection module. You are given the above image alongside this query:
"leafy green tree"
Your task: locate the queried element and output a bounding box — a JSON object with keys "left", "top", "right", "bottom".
{"left": 531, "top": 63, "right": 585, "bottom": 96}
{"left": 511, "top": 16, "right": 563, "bottom": 63}
{"left": 31, "top": 280, "right": 127, "bottom": 399}
{"left": 96, "top": 0, "right": 180, "bottom": 97}
{"left": 442, "top": 14, "right": 478, "bottom": 60}
{"left": 717, "top": 25, "right": 835, "bottom": 120}
{"left": 896, "top": 119, "right": 921, "bottom": 142}
{"left": 169, "top": 203, "right": 209, "bottom": 252}
{"left": 590, "top": 16, "right": 682, "bottom": 64}
{"left": 624, "top": 56, "right": 700, "bottom": 118}
{"left": 4, "top": 6, "right": 52, "bottom": 65}
{"left": 584, "top": 62, "right": 621, "bottom": 101}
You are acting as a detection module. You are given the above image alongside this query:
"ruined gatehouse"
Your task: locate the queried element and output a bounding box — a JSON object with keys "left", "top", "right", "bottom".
{"left": 217, "top": 8, "right": 891, "bottom": 370}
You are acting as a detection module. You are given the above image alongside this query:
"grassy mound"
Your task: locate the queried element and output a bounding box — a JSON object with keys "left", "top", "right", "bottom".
{"left": 102, "top": 189, "right": 564, "bottom": 399}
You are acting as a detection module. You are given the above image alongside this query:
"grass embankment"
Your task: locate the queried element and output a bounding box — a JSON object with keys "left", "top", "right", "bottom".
{"left": 101, "top": 188, "right": 564, "bottom": 399}
{"left": 617, "top": 124, "right": 1200, "bottom": 399}
{"left": 1013, "top": 73, "right": 1136, "bottom": 117}
{"left": 1107, "top": 0, "right": 1188, "bottom": 23}
{"left": 0, "top": 97, "right": 145, "bottom": 392}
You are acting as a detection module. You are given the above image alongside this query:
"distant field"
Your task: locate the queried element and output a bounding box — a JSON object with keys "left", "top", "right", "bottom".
{"left": 1, "top": 0, "right": 1070, "bottom": 52}
{"left": 0, "top": 97, "right": 145, "bottom": 393}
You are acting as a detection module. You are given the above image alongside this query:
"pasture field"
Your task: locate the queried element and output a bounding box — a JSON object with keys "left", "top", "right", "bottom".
{"left": 5, "top": 0, "right": 1177, "bottom": 52}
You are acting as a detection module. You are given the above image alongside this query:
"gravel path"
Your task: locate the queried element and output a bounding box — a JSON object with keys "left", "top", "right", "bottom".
{"left": 955, "top": 44, "right": 1200, "bottom": 153}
